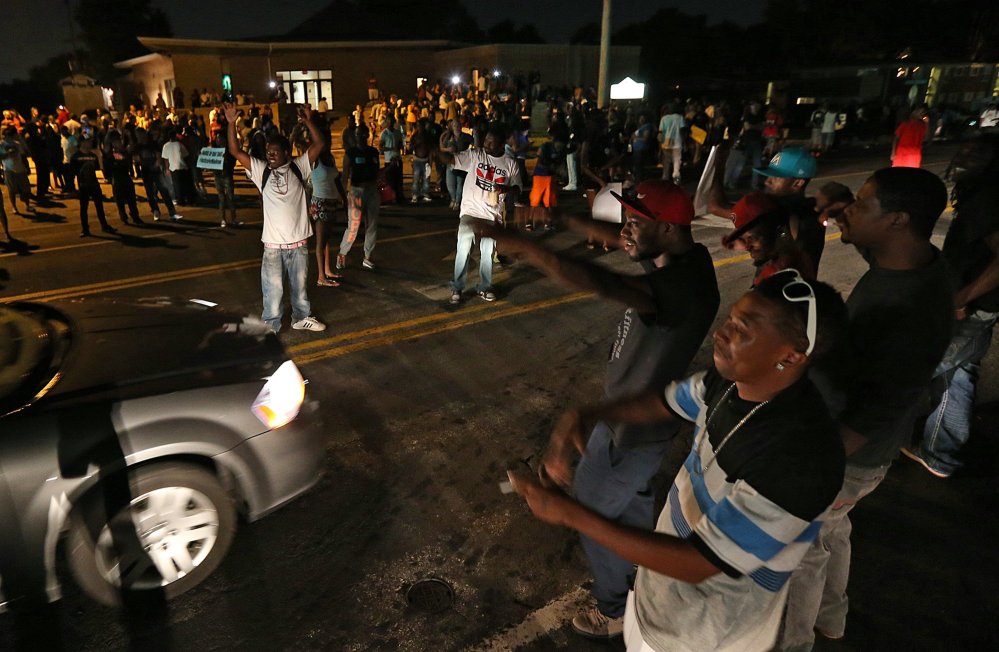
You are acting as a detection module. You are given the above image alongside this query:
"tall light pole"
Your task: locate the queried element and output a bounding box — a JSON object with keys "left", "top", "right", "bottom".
{"left": 65, "top": 0, "right": 80, "bottom": 73}
{"left": 597, "top": 0, "right": 612, "bottom": 108}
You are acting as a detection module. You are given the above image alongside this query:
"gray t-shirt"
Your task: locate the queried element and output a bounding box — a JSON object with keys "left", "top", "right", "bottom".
{"left": 603, "top": 244, "right": 719, "bottom": 448}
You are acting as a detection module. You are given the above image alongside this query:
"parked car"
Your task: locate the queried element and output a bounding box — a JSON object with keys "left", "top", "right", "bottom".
{"left": 0, "top": 297, "right": 323, "bottom": 609}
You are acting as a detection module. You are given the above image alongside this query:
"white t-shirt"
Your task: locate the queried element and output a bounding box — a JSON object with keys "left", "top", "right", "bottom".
{"left": 248, "top": 154, "right": 314, "bottom": 244}
{"left": 453, "top": 148, "right": 522, "bottom": 222}
{"left": 821, "top": 111, "right": 838, "bottom": 134}
{"left": 161, "top": 141, "right": 188, "bottom": 170}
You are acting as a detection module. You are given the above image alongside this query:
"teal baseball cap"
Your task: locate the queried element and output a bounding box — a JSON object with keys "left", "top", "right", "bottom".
{"left": 754, "top": 147, "right": 817, "bottom": 179}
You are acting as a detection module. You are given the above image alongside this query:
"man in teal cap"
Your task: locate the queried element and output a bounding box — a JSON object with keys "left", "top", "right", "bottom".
{"left": 753, "top": 147, "right": 830, "bottom": 271}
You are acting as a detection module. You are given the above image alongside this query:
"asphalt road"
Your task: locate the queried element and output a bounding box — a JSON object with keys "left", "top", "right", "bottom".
{"left": 1, "top": 143, "right": 997, "bottom": 652}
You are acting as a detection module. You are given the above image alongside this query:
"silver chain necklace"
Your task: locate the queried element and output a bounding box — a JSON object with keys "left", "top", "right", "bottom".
{"left": 699, "top": 383, "right": 771, "bottom": 475}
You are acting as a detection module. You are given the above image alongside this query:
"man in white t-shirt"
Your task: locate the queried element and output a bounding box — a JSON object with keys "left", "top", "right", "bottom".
{"left": 223, "top": 102, "right": 328, "bottom": 333}
{"left": 438, "top": 122, "right": 522, "bottom": 303}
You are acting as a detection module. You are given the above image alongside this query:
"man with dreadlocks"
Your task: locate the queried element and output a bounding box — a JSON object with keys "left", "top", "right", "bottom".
{"left": 902, "top": 134, "right": 999, "bottom": 478}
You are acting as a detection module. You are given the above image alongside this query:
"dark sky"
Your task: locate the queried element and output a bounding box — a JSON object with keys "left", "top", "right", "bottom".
{"left": 3, "top": 0, "right": 765, "bottom": 83}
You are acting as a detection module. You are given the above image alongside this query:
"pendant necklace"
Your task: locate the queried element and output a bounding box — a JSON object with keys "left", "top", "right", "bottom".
{"left": 699, "top": 383, "right": 770, "bottom": 475}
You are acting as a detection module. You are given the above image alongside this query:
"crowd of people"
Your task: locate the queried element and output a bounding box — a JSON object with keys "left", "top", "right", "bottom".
{"left": 2, "top": 78, "right": 998, "bottom": 649}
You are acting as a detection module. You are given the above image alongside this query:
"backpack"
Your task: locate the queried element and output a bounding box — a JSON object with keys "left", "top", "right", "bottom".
{"left": 261, "top": 161, "right": 305, "bottom": 189}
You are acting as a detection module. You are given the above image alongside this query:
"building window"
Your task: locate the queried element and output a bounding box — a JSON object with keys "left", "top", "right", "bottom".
{"left": 276, "top": 69, "right": 333, "bottom": 107}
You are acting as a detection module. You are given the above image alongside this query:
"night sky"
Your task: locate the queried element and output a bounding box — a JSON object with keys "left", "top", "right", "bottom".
{"left": 3, "top": 0, "right": 765, "bottom": 83}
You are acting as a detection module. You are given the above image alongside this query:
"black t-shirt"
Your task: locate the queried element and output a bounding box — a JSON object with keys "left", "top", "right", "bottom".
{"left": 689, "top": 366, "right": 844, "bottom": 523}
{"left": 811, "top": 249, "right": 955, "bottom": 467}
{"left": 346, "top": 145, "right": 379, "bottom": 184}
{"left": 942, "top": 183, "right": 999, "bottom": 312}
{"left": 777, "top": 194, "right": 824, "bottom": 270}
{"left": 604, "top": 244, "right": 720, "bottom": 447}
{"left": 71, "top": 150, "right": 101, "bottom": 188}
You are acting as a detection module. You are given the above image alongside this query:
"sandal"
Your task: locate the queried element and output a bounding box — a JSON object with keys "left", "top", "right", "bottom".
{"left": 317, "top": 277, "right": 340, "bottom": 287}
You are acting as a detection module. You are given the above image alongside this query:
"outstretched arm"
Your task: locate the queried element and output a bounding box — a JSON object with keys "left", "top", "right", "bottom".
{"left": 222, "top": 103, "right": 252, "bottom": 169}
{"left": 474, "top": 222, "right": 656, "bottom": 313}
{"left": 300, "top": 105, "right": 326, "bottom": 164}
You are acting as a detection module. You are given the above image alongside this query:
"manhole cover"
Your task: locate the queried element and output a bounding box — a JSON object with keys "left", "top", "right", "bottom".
{"left": 406, "top": 578, "right": 454, "bottom": 613}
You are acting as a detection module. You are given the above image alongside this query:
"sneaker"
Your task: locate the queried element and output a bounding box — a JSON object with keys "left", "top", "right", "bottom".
{"left": 410, "top": 196, "right": 419, "bottom": 204}
{"left": 571, "top": 607, "right": 623, "bottom": 639}
{"left": 152, "top": 212, "right": 161, "bottom": 221}
{"left": 449, "top": 291, "right": 461, "bottom": 304}
{"left": 291, "top": 316, "right": 327, "bottom": 332}
{"left": 336, "top": 254, "right": 345, "bottom": 270}
{"left": 672, "top": 176, "right": 682, "bottom": 186}
{"left": 563, "top": 184, "right": 577, "bottom": 191}
{"left": 170, "top": 213, "right": 183, "bottom": 221}
{"left": 101, "top": 225, "right": 117, "bottom": 234}
{"left": 420, "top": 196, "right": 432, "bottom": 203}
{"left": 362, "top": 258, "right": 375, "bottom": 270}
{"left": 477, "top": 290, "right": 496, "bottom": 302}
{"left": 900, "top": 447, "right": 951, "bottom": 478}
{"left": 220, "top": 220, "right": 228, "bottom": 228}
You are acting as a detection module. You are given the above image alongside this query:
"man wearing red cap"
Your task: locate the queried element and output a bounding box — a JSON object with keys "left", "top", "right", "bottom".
{"left": 479, "top": 179, "right": 720, "bottom": 639}
{"left": 723, "top": 192, "right": 816, "bottom": 286}
{"left": 710, "top": 147, "right": 831, "bottom": 272}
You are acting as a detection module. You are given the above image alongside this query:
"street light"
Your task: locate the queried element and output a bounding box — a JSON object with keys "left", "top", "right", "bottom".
{"left": 492, "top": 70, "right": 500, "bottom": 78}
{"left": 451, "top": 75, "right": 461, "bottom": 85}
{"left": 268, "top": 80, "right": 277, "bottom": 88}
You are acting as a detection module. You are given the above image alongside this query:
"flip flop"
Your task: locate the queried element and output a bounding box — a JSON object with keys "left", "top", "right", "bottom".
{"left": 317, "top": 277, "right": 340, "bottom": 287}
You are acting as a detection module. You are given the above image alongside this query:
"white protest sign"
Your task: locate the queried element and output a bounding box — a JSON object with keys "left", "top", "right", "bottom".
{"left": 591, "top": 182, "right": 623, "bottom": 223}
{"left": 693, "top": 145, "right": 718, "bottom": 217}
{"left": 196, "top": 147, "right": 226, "bottom": 170}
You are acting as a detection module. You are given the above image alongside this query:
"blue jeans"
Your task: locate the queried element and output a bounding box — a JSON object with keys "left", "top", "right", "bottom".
{"left": 261, "top": 245, "right": 311, "bottom": 332}
{"left": 446, "top": 165, "right": 464, "bottom": 204}
{"left": 451, "top": 215, "right": 494, "bottom": 293}
{"left": 573, "top": 422, "right": 672, "bottom": 618}
{"left": 412, "top": 157, "right": 429, "bottom": 198}
{"left": 917, "top": 309, "right": 999, "bottom": 475}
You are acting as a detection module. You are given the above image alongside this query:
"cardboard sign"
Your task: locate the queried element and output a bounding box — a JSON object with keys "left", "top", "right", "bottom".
{"left": 591, "top": 183, "right": 623, "bottom": 223}
{"left": 693, "top": 145, "right": 718, "bottom": 217}
{"left": 196, "top": 147, "right": 226, "bottom": 170}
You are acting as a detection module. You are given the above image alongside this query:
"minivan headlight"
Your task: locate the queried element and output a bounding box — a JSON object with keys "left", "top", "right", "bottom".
{"left": 252, "top": 360, "right": 305, "bottom": 429}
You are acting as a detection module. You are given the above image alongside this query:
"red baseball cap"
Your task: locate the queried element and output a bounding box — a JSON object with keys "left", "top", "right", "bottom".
{"left": 612, "top": 180, "right": 695, "bottom": 226}
{"left": 723, "top": 192, "right": 782, "bottom": 247}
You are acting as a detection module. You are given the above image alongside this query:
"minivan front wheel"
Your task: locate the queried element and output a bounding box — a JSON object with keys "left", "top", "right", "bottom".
{"left": 67, "top": 462, "right": 237, "bottom": 606}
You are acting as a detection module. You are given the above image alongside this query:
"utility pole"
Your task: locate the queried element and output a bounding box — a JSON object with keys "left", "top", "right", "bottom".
{"left": 65, "top": 0, "right": 80, "bottom": 73}
{"left": 597, "top": 0, "right": 611, "bottom": 108}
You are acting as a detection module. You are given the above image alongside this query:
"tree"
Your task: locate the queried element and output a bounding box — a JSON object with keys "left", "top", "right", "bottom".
{"left": 285, "top": 0, "right": 483, "bottom": 42}
{"left": 485, "top": 20, "right": 545, "bottom": 44}
{"left": 74, "top": 0, "right": 172, "bottom": 83}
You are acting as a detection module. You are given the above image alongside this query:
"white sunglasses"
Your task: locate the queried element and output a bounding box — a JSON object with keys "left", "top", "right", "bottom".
{"left": 771, "top": 268, "right": 817, "bottom": 357}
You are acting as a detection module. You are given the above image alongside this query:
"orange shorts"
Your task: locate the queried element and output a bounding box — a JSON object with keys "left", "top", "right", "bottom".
{"left": 529, "top": 175, "right": 558, "bottom": 208}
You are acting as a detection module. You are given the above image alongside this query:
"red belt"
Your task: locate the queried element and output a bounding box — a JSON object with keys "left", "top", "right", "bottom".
{"left": 263, "top": 239, "right": 308, "bottom": 250}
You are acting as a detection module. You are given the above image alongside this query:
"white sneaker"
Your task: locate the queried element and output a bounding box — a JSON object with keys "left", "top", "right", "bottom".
{"left": 571, "top": 607, "right": 623, "bottom": 639}
{"left": 563, "top": 185, "right": 577, "bottom": 191}
{"left": 410, "top": 196, "right": 419, "bottom": 204}
{"left": 449, "top": 291, "right": 461, "bottom": 304}
{"left": 171, "top": 213, "right": 183, "bottom": 221}
{"left": 220, "top": 220, "right": 228, "bottom": 228}
{"left": 420, "top": 196, "right": 432, "bottom": 203}
{"left": 477, "top": 290, "right": 496, "bottom": 302}
{"left": 362, "top": 258, "right": 375, "bottom": 270}
{"left": 152, "top": 212, "right": 161, "bottom": 221}
{"left": 291, "top": 316, "right": 327, "bottom": 332}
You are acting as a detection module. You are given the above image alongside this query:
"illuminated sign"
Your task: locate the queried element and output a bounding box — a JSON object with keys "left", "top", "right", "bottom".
{"left": 610, "top": 77, "right": 645, "bottom": 100}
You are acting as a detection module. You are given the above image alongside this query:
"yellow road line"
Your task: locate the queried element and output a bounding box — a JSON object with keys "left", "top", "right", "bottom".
{"left": 293, "top": 292, "right": 592, "bottom": 365}
{"left": 287, "top": 300, "right": 501, "bottom": 354}
{"left": 1, "top": 228, "right": 458, "bottom": 303}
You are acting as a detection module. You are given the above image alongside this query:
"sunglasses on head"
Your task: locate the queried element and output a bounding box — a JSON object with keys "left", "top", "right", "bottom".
{"left": 771, "top": 268, "right": 816, "bottom": 356}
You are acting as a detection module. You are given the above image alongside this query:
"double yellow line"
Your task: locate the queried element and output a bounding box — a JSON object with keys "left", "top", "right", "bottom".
{"left": 290, "top": 292, "right": 592, "bottom": 365}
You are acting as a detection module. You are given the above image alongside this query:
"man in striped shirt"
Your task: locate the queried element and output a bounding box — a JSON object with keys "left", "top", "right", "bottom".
{"left": 509, "top": 272, "right": 848, "bottom": 651}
